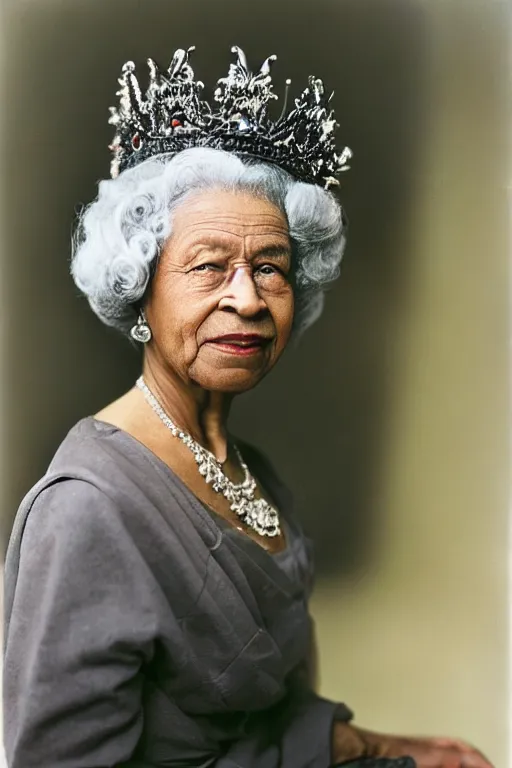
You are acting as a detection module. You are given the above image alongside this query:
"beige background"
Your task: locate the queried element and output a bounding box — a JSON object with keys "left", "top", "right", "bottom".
{"left": 0, "top": 0, "right": 510, "bottom": 766}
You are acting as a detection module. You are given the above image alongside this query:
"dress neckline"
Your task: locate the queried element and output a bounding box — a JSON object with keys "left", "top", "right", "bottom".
{"left": 85, "top": 415, "right": 292, "bottom": 559}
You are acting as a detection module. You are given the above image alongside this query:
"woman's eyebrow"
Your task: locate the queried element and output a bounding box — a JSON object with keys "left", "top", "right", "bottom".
{"left": 175, "top": 234, "right": 292, "bottom": 264}
{"left": 252, "top": 243, "right": 292, "bottom": 260}
{"left": 177, "top": 231, "right": 233, "bottom": 253}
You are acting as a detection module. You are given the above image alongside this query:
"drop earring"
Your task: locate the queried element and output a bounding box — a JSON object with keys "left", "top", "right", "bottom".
{"left": 130, "top": 309, "right": 152, "bottom": 343}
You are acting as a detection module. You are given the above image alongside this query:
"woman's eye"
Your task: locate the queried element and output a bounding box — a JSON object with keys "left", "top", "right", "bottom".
{"left": 256, "top": 264, "right": 280, "bottom": 277}
{"left": 193, "top": 263, "right": 219, "bottom": 272}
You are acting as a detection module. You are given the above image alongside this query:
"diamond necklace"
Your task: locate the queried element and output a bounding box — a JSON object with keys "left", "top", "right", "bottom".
{"left": 135, "top": 376, "right": 281, "bottom": 538}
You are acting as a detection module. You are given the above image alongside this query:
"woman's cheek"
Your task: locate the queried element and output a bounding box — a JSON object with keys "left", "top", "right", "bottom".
{"left": 274, "top": 288, "right": 294, "bottom": 328}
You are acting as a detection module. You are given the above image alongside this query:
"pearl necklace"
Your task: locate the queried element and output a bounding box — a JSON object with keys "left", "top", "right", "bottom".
{"left": 135, "top": 376, "right": 281, "bottom": 537}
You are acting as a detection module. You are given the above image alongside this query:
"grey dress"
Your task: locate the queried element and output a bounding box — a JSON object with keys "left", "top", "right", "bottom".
{"left": 3, "top": 417, "right": 353, "bottom": 768}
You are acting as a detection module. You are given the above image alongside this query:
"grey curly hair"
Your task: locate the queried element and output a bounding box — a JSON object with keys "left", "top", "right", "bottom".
{"left": 71, "top": 147, "right": 347, "bottom": 337}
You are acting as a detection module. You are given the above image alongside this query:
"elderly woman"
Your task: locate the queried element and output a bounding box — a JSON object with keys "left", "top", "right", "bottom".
{"left": 3, "top": 47, "right": 491, "bottom": 768}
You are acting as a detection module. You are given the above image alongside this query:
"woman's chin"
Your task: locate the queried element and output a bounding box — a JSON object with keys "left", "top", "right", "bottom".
{"left": 189, "top": 368, "right": 269, "bottom": 394}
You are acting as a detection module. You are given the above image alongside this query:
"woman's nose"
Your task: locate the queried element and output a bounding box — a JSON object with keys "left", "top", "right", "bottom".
{"left": 218, "top": 266, "right": 267, "bottom": 317}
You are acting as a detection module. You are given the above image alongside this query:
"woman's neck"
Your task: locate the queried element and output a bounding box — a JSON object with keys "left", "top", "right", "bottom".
{"left": 141, "top": 357, "right": 233, "bottom": 462}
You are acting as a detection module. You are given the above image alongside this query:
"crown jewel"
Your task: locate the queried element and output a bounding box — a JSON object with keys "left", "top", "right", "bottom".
{"left": 108, "top": 46, "right": 352, "bottom": 189}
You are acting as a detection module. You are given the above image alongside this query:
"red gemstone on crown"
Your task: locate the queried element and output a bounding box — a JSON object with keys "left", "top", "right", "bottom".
{"left": 171, "top": 119, "right": 182, "bottom": 128}
{"left": 131, "top": 133, "right": 141, "bottom": 150}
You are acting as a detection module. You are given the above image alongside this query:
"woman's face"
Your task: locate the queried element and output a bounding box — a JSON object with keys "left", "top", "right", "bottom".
{"left": 144, "top": 189, "right": 294, "bottom": 393}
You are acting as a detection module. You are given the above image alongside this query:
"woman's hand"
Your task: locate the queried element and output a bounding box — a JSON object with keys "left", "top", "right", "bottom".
{"left": 332, "top": 722, "right": 494, "bottom": 767}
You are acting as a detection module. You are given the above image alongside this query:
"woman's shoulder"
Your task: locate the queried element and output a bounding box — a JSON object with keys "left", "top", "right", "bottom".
{"left": 9, "top": 417, "right": 156, "bottom": 565}
{"left": 4, "top": 417, "right": 213, "bottom": 637}
{"left": 39, "top": 415, "right": 186, "bottom": 511}
{"left": 9, "top": 416, "right": 197, "bottom": 557}
{"left": 8, "top": 418, "right": 126, "bottom": 543}
{"left": 47, "top": 415, "right": 146, "bottom": 483}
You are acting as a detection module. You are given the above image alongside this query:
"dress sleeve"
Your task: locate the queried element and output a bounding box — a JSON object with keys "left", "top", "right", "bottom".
{"left": 4, "top": 477, "right": 353, "bottom": 768}
{"left": 3, "top": 479, "right": 158, "bottom": 768}
{"left": 201, "top": 683, "right": 353, "bottom": 768}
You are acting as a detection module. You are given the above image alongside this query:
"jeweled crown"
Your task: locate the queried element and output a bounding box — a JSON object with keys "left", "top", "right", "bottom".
{"left": 108, "top": 46, "right": 352, "bottom": 189}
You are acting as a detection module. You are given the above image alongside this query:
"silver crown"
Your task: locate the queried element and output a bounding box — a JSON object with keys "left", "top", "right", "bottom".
{"left": 108, "top": 45, "right": 352, "bottom": 189}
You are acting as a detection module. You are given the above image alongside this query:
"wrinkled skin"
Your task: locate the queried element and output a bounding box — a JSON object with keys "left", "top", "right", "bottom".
{"left": 143, "top": 189, "right": 295, "bottom": 401}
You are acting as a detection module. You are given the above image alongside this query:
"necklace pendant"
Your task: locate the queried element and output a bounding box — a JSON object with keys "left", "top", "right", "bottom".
{"left": 230, "top": 496, "right": 281, "bottom": 538}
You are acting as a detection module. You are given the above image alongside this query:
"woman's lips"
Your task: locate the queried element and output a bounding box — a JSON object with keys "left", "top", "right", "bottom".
{"left": 205, "top": 335, "right": 271, "bottom": 357}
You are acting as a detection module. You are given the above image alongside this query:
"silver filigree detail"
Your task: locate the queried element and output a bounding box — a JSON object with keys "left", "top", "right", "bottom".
{"left": 108, "top": 45, "right": 352, "bottom": 189}
{"left": 130, "top": 313, "right": 152, "bottom": 343}
{"left": 135, "top": 376, "right": 281, "bottom": 538}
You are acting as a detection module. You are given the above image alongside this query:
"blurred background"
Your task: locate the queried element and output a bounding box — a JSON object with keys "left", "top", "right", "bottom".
{"left": 0, "top": 0, "right": 510, "bottom": 765}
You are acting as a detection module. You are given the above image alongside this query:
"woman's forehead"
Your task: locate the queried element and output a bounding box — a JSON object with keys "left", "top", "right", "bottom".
{"left": 171, "top": 189, "right": 289, "bottom": 233}
{"left": 173, "top": 219, "right": 290, "bottom": 241}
